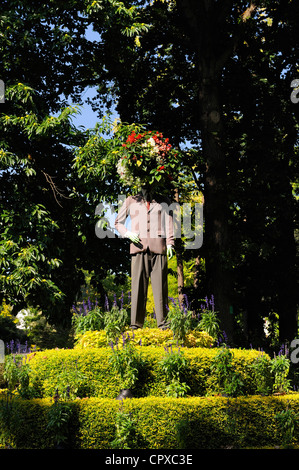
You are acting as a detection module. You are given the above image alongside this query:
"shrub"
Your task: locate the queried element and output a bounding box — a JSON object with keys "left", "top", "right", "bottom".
{"left": 72, "top": 306, "right": 105, "bottom": 335}
{"left": 74, "top": 327, "right": 214, "bottom": 349}
{"left": 250, "top": 352, "right": 273, "bottom": 395}
{"left": 197, "top": 308, "right": 220, "bottom": 341}
{"left": 109, "top": 337, "right": 146, "bottom": 391}
{"left": 0, "top": 395, "right": 54, "bottom": 449}
{"left": 76, "top": 395, "right": 299, "bottom": 449}
{"left": 0, "top": 300, "right": 25, "bottom": 344}
{"left": 159, "top": 347, "right": 190, "bottom": 397}
{"left": 209, "top": 346, "right": 245, "bottom": 397}
{"left": 167, "top": 297, "right": 193, "bottom": 345}
{"left": 46, "top": 398, "right": 73, "bottom": 448}
{"left": 110, "top": 408, "right": 139, "bottom": 449}
{"left": 275, "top": 406, "right": 299, "bottom": 447}
{"left": 72, "top": 298, "right": 129, "bottom": 344}
{"left": 104, "top": 304, "right": 129, "bottom": 344}
{"left": 26, "top": 346, "right": 272, "bottom": 399}
{"left": 1, "top": 394, "right": 299, "bottom": 449}
{"left": 3, "top": 354, "right": 38, "bottom": 399}
{"left": 271, "top": 354, "right": 291, "bottom": 394}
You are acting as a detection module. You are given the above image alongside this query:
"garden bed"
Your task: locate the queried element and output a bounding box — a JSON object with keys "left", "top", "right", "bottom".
{"left": 26, "top": 345, "right": 272, "bottom": 399}
{"left": 1, "top": 394, "right": 299, "bottom": 449}
{"left": 1, "top": 321, "right": 296, "bottom": 449}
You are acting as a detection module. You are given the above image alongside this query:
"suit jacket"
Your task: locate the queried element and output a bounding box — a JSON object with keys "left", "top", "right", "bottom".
{"left": 114, "top": 193, "right": 175, "bottom": 255}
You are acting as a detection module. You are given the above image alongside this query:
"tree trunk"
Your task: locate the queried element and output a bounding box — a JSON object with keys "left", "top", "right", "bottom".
{"left": 276, "top": 176, "right": 298, "bottom": 343}
{"left": 193, "top": 254, "right": 201, "bottom": 291}
{"left": 176, "top": 0, "right": 254, "bottom": 341}
{"left": 174, "top": 188, "right": 185, "bottom": 306}
{"left": 199, "top": 71, "right": 234, "bottom": 340}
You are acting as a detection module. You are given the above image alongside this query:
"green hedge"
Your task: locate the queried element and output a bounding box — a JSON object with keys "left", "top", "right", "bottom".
{"left": 74, "top": 327, "right": 214, "bottom": 348}
{"left": 26, "top": 346, "right": 272, "bottom": 399}
{"left": 1, "top": 394, "right": 299, "bottom": 449}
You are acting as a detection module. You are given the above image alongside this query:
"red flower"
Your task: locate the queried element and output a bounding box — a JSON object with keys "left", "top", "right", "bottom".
{"left": 157, "top": 166, "right": 165, "bottom": 171}
{"left": 127, "top": 131, "right": 136, "bottom": 143}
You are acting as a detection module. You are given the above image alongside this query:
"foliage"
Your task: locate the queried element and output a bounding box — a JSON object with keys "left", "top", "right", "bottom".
{"left": 104, "top": 303, "right": 130, "bottom": 345}
{"left": 114, "top": 122, "right": 180, "bottom": 190}
{"left": 72, "top": 293, "right": 130, "bottom": 346}
{"left": 159, "top": 347, "right": 190, "bottom": 397}
{"left": 74, "top": 327, "right": 214, "bottom": 349}
{"left": 0, "top": 80, "right": 85, "bottom": 324}
{"left": 209, "top": 347, "right": 244, "bottom": 397}
{"left": 0, "top": 300, "right": 24, "bottom": 343}
{"left": 109, "top": 337, "right": 145, "bottom": 391}
{"left": 46, "top": 394, "right": 73, "bottom": 448}
{"left": 166, "top": 297, "right": 193, "bottom": 345}
{"left": 50, "top": 362, "right": 87, "bottom": 401}
{"left": 24, "top": 346, "right": 272, "bottom": 399}
{"left": 275, "top": 405, "right": 299, "bottom": 448}
{"left": 250, "top": 353, "right": 273, "bottom": 396}
{"left": 197, "top": 302, "right": 221, "bottom": 341}
{"left": 14, "top": 307, "right": 72, "bottom": 350}
{"left": 0, "top": 3, "right": 135, "bottom": 327}
{"left": 72, "top": 304, "right": 105, "bottom": 335}
{"left": 3, "top": 354, "right": 36, "bottom": 399}
{"left": 111, "top": 408, "right": 138, "bottom": 449}
{"left": 270, "top": 354, "right": 291, "bottom": 394}
{"left": 1, "top": 395, "right": 299, "bottom": 449}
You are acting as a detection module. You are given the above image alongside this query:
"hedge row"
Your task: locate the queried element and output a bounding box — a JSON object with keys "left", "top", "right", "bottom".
{"left": 26, "top": 346, "right": 271, "bottom": 399}
{"left": 1, "top": 394, "right": 299, "bottom": 449}
{"left": 74, "top": 327, "right": 214, "bottom": 348}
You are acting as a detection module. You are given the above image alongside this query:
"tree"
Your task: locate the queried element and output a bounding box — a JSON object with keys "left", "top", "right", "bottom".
{"left": 0, "top": 83, "right": 84, "bottom": 324}
{"left": 0, "top": 0, "right": 142, "bottom": 325}
{"left": 217, "top": 0, "right": 299, "bottom": 344}
{"left": 1, "top": 0, "right": 297, "bottom": 343}
{"left": 83, "top": 0, "right": 298, "bottom": 342}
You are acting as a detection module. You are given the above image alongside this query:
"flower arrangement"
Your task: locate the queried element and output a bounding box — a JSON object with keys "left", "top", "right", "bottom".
{"left": 116, "top": 127, "right": 178, "bottom": 188}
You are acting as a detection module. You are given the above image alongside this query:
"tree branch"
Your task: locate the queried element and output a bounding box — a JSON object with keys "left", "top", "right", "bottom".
{"left": 41, "top": 170, "right": 71, "bottom": 208}
{"left": 241, "top": 3, "right": 256, "bottom": 22}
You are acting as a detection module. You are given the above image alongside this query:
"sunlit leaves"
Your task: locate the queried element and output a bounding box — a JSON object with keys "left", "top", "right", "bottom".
{"left": 86, "top": 0, "right": 151, "bottom": 37}
{"left": 0, "top": 84, "right": 81, "bottom": 141}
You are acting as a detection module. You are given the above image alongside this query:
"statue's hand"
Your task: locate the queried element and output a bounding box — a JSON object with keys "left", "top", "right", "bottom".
{"left": 125, "top": 231, "right": 141, "bottom": 244}
{"left": 167, "top": 245, "right": 173, "bottom": 260}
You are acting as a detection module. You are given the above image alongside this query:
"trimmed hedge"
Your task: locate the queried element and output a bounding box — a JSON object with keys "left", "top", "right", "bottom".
{"left": 1, "top": 394, "right": 299, "bottom": 449}
{"left": 26, "top": 346, "right": 272, "bottom": 399}
{"left": 74, "top": 327, "right": 214, "bottom": 348}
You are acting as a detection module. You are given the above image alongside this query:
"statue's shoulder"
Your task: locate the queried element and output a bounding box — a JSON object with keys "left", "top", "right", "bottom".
{"left": 130, "top": 193, "right": 143, "bottom": 203}
{"left": 154, "top": 193, "right": 172, "bottom": 205}
{"left": 122, "top": 194, "right": 143, "bottom": 209}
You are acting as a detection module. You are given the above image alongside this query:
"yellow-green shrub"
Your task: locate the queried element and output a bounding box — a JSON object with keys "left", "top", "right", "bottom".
{"left": 74, "top": 327, "right": 214, "bottom": 349}
{"left": 27, "top": 346, "right": 270, "bottom": 399}
{"left": 0, "top": 396, "right": 54, "bottom": 449}
{"left": 1, "top": 394, "right": 299, "bottom": 449}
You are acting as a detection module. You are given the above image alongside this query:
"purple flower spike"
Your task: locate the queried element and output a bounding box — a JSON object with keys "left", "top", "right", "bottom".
{"left": 210, "top": 294, "right": 215, "bottom": 311}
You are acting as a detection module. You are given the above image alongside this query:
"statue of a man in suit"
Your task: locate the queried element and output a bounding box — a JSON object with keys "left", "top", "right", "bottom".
{"left": 115, "top": 184, "right": 174, "bottom": 329}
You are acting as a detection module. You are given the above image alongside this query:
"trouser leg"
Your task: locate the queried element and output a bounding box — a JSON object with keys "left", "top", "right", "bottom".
{"left": 150, "top": 253, "right": 169, "bottom": 328}
{"left": 130, "top": 253, "right": 149, "bottom": 327}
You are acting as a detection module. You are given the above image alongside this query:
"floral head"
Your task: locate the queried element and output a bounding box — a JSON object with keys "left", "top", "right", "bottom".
{"left": 115, "top": 127, "right": 178, "bottom": 189}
